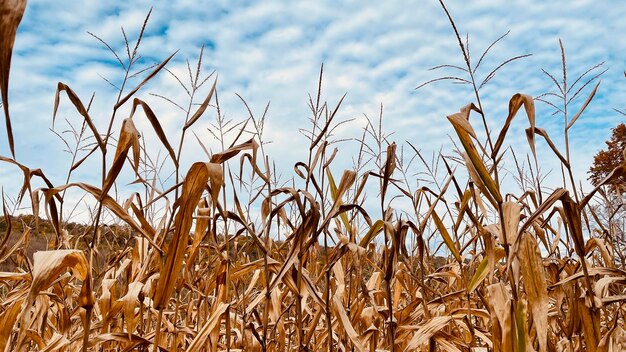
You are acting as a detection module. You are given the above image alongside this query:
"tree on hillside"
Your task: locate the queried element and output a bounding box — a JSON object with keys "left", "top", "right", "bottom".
{"left": 588, "top": 122, "right": 626, "bottom": 267}
{"left": 588, "top": 122, "right": 626, "bottom": 191}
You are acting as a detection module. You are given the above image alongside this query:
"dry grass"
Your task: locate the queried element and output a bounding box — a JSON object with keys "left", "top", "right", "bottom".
{"left": 1, "top": 1, "right": 626, "bottom": 351}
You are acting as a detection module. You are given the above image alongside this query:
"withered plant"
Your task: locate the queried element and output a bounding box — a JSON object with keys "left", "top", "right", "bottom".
{"left": 0, "top": 1, "right": 625, "bottom": 351}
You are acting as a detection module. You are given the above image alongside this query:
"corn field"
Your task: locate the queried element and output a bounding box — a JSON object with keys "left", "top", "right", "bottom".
{"left": 1, "top": 1, "right": 625, "bottom": 351}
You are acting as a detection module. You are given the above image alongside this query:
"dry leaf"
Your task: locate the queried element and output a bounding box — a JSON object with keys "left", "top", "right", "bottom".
{"left": 153, "top": 162, "right": 209, "bottom": 309}
{"left": 517, "top": 232, "right": 549, "bottom": 352}
{"left": 0, "top": 0, "right": 27, "bottom": 157}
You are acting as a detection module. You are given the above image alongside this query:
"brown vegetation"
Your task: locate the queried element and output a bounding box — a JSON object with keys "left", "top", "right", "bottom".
{"left": 1, "top": 1, "right": 626, "bottom": 351}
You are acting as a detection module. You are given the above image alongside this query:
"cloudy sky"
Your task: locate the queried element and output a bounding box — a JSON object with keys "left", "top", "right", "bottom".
{"left": 1, "top": 0, "right": 625, "bottom": 219}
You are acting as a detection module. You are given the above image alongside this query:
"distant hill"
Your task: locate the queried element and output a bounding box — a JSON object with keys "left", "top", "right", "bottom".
{"left": 0, "top": 214, "right": 132, "bottom": 271}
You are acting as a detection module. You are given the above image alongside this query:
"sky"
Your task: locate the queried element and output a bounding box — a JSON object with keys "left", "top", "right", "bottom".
{"left": 1, "top": 0, "right": 625, "bottom": 221}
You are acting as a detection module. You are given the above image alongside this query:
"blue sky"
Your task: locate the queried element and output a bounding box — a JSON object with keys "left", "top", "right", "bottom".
{"left": 1, "top": 0, "right": 625, "bottom": 220}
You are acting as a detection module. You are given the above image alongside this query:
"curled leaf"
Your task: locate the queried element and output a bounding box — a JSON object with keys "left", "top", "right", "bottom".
{"left": 53, "top": 83, "right": 104, "bottom": 151}
{"left": 103, "top": 118, "right": 140, "bottom": 195}
{"left": 130, "top": 98, "right": 178, "bottom": 167}
{"left": 0, "top": 0, "right": 27, "bottom": 157}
